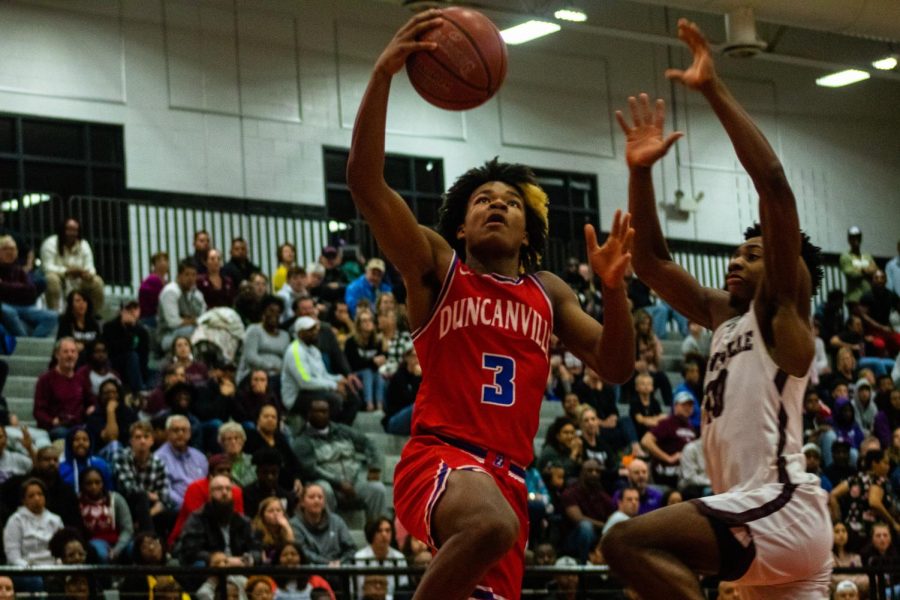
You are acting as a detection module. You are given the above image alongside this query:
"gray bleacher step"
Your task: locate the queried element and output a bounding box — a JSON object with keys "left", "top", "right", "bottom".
{"left": 5, "top": 376, "right": 37, "bottom": 399}
{"left": 11, "top": 337, "right": 55, "bottom": 357}
{"left": 384, "top": 455, "right": 400, "bottom": 484}
{"left": 340, "top": 508, "right": 367, "bottom": 531}
{"left": 369, "top": 432, "right": 408, "bottom": 455}
{"left": 661, "top": 339, "right": 685, "bottom": 355}
{"left": 3, "top": 355, "right": 47, "bottom": 377}
{"left": 355, "top": 411, "right": 386, "bottom": 434}
{"left": 660, "top": 355, "right": 683, "bottom": 373}
{"left": 540, "top": 401, "right": 563, "bottom": 418}
{"left": 349, "top": 529, "right": 367, "bottom": 549}
{"left": 667, "top": 371, "right": 684, "bottom": 389}
{"left": 7, "top": 397, "right": 33, "bottom": 420}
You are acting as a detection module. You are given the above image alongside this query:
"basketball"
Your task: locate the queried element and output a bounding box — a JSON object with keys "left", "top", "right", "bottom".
{"left": 406, "top": 7, "right": 507, "bottom": 111}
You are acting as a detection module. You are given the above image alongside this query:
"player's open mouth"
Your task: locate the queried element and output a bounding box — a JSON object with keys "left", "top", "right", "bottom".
{"left": 486, "top": 213, "right": 506, "bottom": 225}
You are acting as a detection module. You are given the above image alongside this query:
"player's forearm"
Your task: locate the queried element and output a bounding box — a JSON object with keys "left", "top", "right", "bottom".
{"left": 628, "top": 168, "right": 674, "bottom": 270}
{"left": 701, "top": 79, "right": 786, "bottom": 195}
{"left": 346, "top": 70, "right": 392, "bottom": 199}
{"left": 595, "top": 285, "right": 635, "bottom": 384}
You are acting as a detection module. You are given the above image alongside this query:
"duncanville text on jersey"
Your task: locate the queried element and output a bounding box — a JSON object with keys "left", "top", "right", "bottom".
{"left": 438, "top": 296, "right": 552, "bottom": 354}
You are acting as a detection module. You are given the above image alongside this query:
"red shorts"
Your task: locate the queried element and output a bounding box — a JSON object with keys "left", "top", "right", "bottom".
{"left": 393, "top": 435, "right": 529, "bottom": 600}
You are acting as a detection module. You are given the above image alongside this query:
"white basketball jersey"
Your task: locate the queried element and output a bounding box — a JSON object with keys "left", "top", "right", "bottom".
{"left": 702, "top": 309, "right": 817, "bottom": 494}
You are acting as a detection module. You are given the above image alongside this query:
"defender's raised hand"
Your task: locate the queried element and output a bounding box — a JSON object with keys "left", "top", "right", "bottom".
{"left": 665, "top": 18, "right": 717, "bottom": 91}
{"left": 615, "top": 93, "right": 683, "bottom": 169}
{"left": 585, "top": 210, "right": 634, "bottom": 290}
{"left": 374, "top": 10, "right": 442, "bottom": 76}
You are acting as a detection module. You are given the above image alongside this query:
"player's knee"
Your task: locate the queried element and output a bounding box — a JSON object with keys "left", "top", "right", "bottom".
{"left": 474, "top": 512, "right": 519, "bottom": 559}
{"left": 601, "top": 520, "right": 635, "bottom": 566}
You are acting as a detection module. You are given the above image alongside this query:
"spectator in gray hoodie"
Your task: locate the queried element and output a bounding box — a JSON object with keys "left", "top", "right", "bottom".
{"left": 289, "top": 483, "right": 356, "bottom": 566}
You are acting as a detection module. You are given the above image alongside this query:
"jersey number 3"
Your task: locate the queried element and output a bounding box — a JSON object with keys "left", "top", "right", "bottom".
{"left": 481, "top": 354, "right": 516, "bottom": 407}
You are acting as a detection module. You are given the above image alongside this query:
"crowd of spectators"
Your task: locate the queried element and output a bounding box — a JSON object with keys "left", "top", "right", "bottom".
{"left": 0, "top": 217, "right": 897, "bottom": 599}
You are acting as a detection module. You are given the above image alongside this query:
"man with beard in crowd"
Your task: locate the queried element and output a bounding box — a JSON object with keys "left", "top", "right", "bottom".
{"left": 174, "top": 474, "right": 259, "bottom": 566}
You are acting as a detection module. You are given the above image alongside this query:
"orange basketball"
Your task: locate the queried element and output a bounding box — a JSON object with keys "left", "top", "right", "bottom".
{"left": 406, "top": 7, "right": 508, "bottom": 111}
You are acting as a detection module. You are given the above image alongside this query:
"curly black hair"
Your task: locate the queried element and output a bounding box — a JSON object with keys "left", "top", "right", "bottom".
{"left": 436, "top": 158, "right": 547, "bottom": 273}
{"left": 743, "top": 223, "right": 823, "bottom": 296}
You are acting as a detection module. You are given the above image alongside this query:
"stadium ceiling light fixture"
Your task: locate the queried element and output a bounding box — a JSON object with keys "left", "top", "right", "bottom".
{"left": 554, "top": 8, "right": 587, "bottom": 22}
{"left": 815, "top": 69, "right": 870, "bottom": 88}
{"left": 872, "top": 56, "right": 898, "bottom": 70}
{"left": 500, "top": 20, "right": 561, "bottom": 45}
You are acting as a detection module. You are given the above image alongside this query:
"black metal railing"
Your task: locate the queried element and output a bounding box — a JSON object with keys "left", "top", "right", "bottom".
{"left": 0, "top": 190, "right": 854, "bottom": 304}
{"left": 0, "top": 564, "right": 888, "bottom": 600}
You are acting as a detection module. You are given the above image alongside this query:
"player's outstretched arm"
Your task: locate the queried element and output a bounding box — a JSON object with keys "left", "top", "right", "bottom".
{"left": 542, "top": 210, "right": 635, "bottom": 384}
{"left": 668, "top": 18, "right": 813, "bottom": 373}
{"left": 346, "top": 11, "right": 449, "bottom": 282}
{"left": 617, "top": 94, "right": 728, "bottom": 329}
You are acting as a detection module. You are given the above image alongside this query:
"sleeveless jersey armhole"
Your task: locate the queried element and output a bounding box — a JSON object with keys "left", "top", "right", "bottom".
{"left": 411, "top": 252, "right": 459, "bottom": 342}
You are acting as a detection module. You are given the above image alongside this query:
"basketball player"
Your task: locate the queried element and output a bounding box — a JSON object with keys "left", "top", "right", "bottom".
{"left": 347, "top": 11, "right": 636, "bottom": 600}
{"left": 601, "top": 19, "right": 832, "bottom": 599}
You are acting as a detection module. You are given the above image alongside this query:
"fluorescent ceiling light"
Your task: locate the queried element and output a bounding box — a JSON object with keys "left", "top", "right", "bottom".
{"left": 554, "top": 8, "right": 587, "bottom": 22}
{"left": 500, "top": 20, "right": 561, "bottom": 45}
{"left": 872, "top": 56, "right": 898, "bottom": 70}
{"left": 815, "top": 69, "right": 870, "bottom": 88}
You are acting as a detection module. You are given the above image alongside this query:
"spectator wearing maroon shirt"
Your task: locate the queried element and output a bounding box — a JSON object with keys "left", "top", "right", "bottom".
{"left": 0, "top": 235, "right": 58, "bottom": 338}
{"left": 138, "top": 252, "right": 169, "bottom": 329}
{"left": 640, "top": 392, "right": 698, "bottom": 489}
{"left": 34, "top": 338, "right": 93, "bottom": 440}
{"left": 560, "top": 459, "right": 615, "bottom": 564}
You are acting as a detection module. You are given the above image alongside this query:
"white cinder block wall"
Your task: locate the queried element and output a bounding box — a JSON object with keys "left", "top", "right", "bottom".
{"left": 0, "top": 0, "right": 897, "bottom": 255}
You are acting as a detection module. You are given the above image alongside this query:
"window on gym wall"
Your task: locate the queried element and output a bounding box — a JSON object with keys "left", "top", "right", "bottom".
{"left": 531, "top": 167, "right": 600, "bottom": 275}
{"left": 0, "top": 113, "right": 129, "bottom": 285}
{"left": 323, "top": 147, "right": 444, "bottom": 258}
{"left": 323, "top": 149, "right": 598, "bottom": 275}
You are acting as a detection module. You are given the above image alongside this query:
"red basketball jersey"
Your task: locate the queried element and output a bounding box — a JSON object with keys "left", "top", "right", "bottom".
{"left": 411, "top": 253, "right": 553, "bottom": 467}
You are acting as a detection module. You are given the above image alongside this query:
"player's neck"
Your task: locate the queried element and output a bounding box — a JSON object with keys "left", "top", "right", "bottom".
{"left": 465, "top": 253, "right": 520, "bottom": 278}
{"left": 727, "top": 293, "right": 751, "bottom": 314}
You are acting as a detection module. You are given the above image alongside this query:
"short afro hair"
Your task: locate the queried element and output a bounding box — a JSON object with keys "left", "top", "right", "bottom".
{"left": 743, "top": 223, "right": 823, "bottom": 297}
{"left": 436, "top": 158, "right": 548, "bottom": 273}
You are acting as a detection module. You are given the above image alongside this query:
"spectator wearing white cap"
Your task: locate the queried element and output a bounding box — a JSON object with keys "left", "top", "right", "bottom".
{"left": 840, "top": 226, "right": 877, "bottom": 308}
{"left": 345, "top": 258, "right": 392, "bottom": 318}
{"left": 280, "top": 316, "right": 357, "bottom": 432}
{"left": 802, "top": 443, "right": 832, "bottom": 492}
{"left": 834, "top": 580, "right": 859, "bottom": 600}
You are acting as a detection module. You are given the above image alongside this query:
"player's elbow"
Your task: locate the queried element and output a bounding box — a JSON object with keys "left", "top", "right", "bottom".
{"left": 600, "top": 363, "right": 636, "bottom": 387}
{"left": 755, "top": 162, "right": 790, "bottom": 197}
{"left": 345, "top": 151, "right": 376, "bottom": 195}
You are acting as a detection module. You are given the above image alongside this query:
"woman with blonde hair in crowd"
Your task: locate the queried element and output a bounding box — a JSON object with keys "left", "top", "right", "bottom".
{"left": 272, "top": 243, "right": 296, "bottom": 293}
{"left": 345, "top": 308, "right": 386, "bottom": 412}
{"left": 251, "top": 496, "right": 294, "bottom": 564}
{"left": 376, "top": 304, "right": 412, "bottom": 381}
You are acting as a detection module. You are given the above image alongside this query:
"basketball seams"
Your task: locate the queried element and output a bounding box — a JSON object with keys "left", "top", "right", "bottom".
{"left": 414, "top": 84, "right": 484, "bottom": 109}
{"left": 409, "top": 52, "right": 487, "bottom": 96}
{"left": 404, "top": 7, "right": 506, "bottom": 110}
{"left": 439, "top": 11, "right": 493, "bottom": 92}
